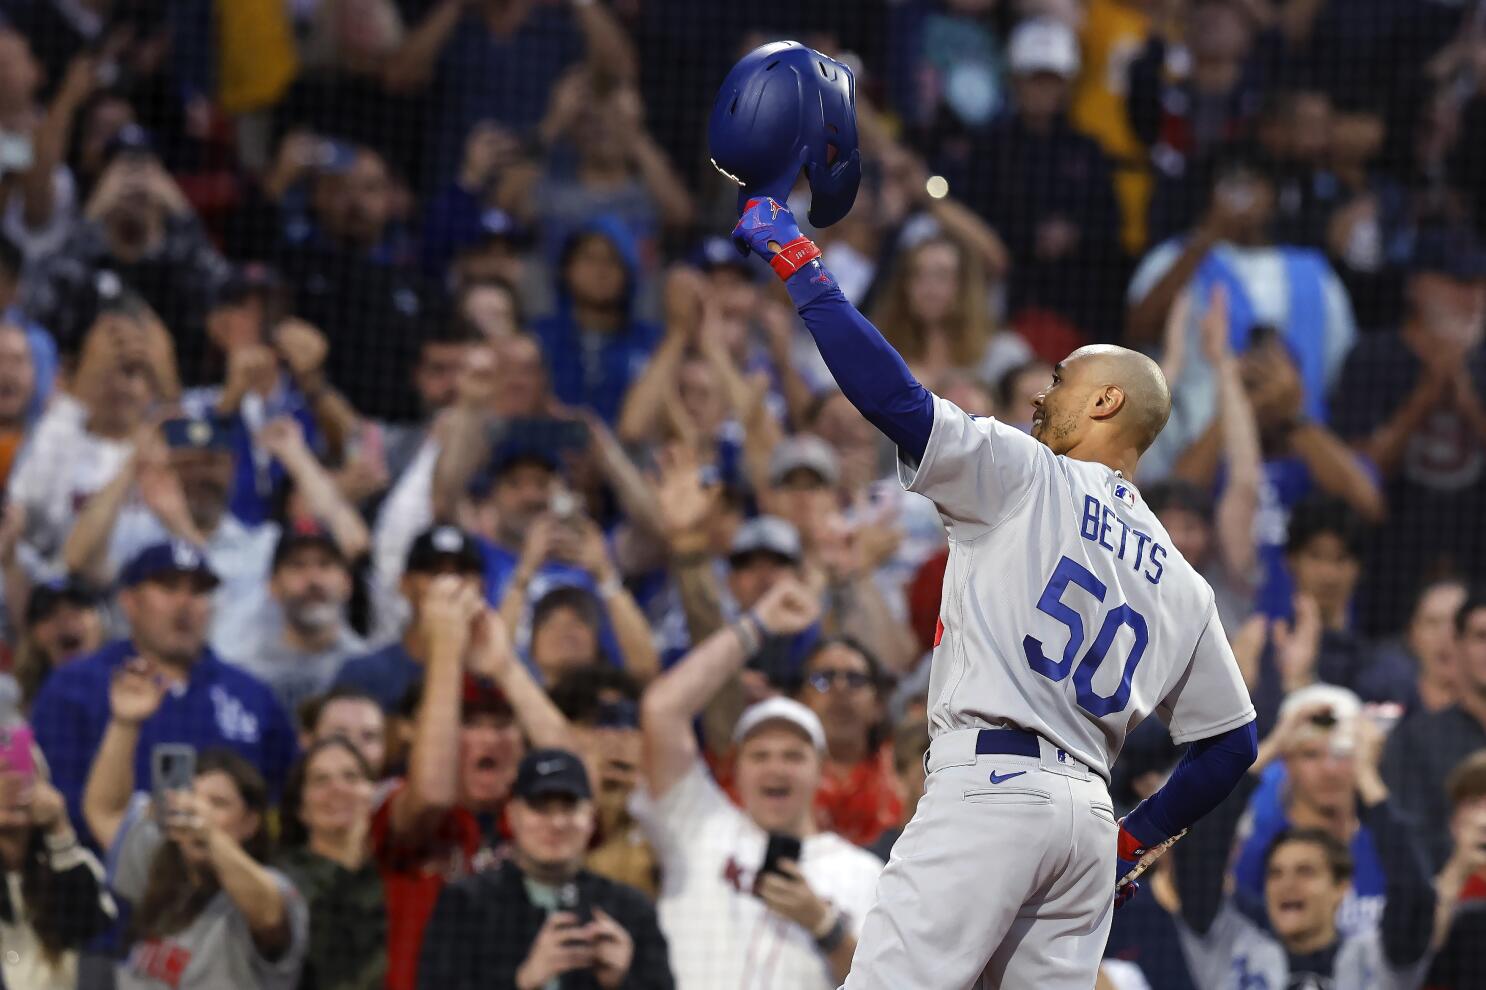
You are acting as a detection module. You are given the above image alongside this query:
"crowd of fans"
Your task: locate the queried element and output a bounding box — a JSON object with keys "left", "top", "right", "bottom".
{"left": 0, "top": 0, "right": 1481, "bottom": 988}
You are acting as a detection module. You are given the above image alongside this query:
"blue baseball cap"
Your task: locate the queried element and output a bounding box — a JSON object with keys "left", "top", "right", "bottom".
{"left": 161, "top": 414, "right": 234, "bottom": 452}
{"left": 118, "top": 541, "right": 220, "bottom": 591}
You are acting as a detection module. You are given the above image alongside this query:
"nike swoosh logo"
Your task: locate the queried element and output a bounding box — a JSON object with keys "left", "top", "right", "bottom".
{"left": 988, "top": 770, "right": 1028, "bottom": 785}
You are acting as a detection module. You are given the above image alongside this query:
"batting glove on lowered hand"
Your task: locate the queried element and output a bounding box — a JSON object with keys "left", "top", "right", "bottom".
{"left": 1114, "top": 819, "right": 1186, "bottom": 909}
{"left": 731, "top": 197, "right": 821, "bottom": 281}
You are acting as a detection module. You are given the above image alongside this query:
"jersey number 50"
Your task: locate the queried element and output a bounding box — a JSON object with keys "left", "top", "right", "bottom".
{"left": 1023, "top": 556, "right": 1148, "bottom": 717}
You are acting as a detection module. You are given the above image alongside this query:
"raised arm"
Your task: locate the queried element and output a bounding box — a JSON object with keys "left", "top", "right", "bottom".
{"left": 466, "top": 608, "right": 575, "bottom": 751}
{"left": 1202, "top": 288, "right": 1263, "bottom": 582}
{"left": 571, "top": 517, "right": 660, "bottom": 683}
{"left": 640, "top": 579, "right": 820, "bottom": 799}
{"left": 83, "top": 659, "right": 167, "bottom": 852}
{"left": 258, "top": 418, "right": 371, "bottom": 561}
{"left": 1351, "top": 718, "right": 1436, "bottom": 968}
{"left": 389, "top": 577, "right": 482, "bottom": 840}
{"left": 432, "top": 347, "right": 498, "bottom": 521}
{"left": 382, "top": 0, "right": 464, "bottom": 93}
{"left": 731, "top": 198, "right": 935, "bottom": 461}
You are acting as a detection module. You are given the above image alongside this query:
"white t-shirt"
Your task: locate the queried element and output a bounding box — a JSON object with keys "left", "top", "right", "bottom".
{"left": 6, "top": 395, "right": 132, "bottom": 570}
{"left": 633, "top": 761, "right": 883, "bottom": 990}
{"left": 901, "top": 395, "right": 1255, "bottom": 776}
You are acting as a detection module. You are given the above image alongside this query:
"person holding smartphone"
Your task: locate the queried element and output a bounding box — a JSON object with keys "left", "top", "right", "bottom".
{"left": 0, "top": 721, "right": 116, "bottom": 990}
{"left": 82, "top": 660, "right": 309, "bottom": 990}
{"left": 417, "top": 748, "right": 673, "bottom": 990}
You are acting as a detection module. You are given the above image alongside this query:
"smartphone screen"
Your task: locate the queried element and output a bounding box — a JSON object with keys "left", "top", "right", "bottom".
{"left": 151, "top": 744, "right": 196, "bottom": 820}
{"left": 754, "top": 832, "right": 803, "bottom": 894}
{"left": 0, "top": 726, "right": 36, "bottom": 782}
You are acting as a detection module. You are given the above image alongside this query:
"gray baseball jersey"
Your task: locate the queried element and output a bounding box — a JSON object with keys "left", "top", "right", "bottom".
{"left": 901, "top": 396, "right": 1255, "bottom": 777}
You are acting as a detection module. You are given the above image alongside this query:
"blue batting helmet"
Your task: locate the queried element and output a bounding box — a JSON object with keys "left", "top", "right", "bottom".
{"left": 708, "top": 40, "right": 861, "bottom": 228}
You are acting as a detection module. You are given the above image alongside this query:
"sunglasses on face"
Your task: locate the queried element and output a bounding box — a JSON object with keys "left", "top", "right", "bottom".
{"left": 807, "top": 670, "right": 872, "bottom": 693}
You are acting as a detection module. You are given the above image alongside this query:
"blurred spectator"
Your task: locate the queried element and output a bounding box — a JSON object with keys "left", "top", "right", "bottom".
{"left": 1127, "top": 144, "right": 1358, "bottom": 481}
{"left": 1149, "top": 480, "right": 1254, "bottom": 637}
{"left": 1232, "top": 686, "right": 1390, "bottom": 937}
{"left": 1243, "top": 499, "right": 1411, "bottom": 711}
{"left": 0, "top": 235, "right": 58, "bottom": 421}
{"left": 84, "top": 738, "right": 308, "bottom": 990}
{"left": 417, "top": 747, "right": 673, "bottom": 989}
{"left": 1335, "top": 226, "right": 1486, "bottom": 632}
{"left": 791, "top": 639, "right": 902, "bottom": 849}
{"left": 31, "top": 543, "right": 298, "bottom": 838}
{"left": 866, "top": 714, "right": 928, "bottom": 861}
{"left": 379, "top": 323, "right": 477, "bottom": 482}
{"left": 960, "top": 18, "right": 1122, "bottom": 339}
{"left": 11, "top": 578, "right": 104, "bottom": 711}
{"left": 455, "top": 275, "right": 524, "bottom": 345}
{"left": 337, "top": 525, "right": 487, "bottom": 712}
{"left": 62, "top": 413, "right": 368, "bottom": 662}
{"left": 532, "top": 220, "right": 661, "bottom": 424}
{"left": 1321, "top": 94, "right": 1414, "bottom": 324}
{"left": 505, "top": 68, "right": 692, "bottom": 280}
{"left": 869, "top": 234, "right": 1029, "bottom": 389}
{"left": 1127, "top": 0, "right": 1265, "bottom": 240}
{"left": 0, "top": 744, "right": 116, "bottom": 990}
{"left": 886, "top": 0, "right": 1008, "bottom": 175}
{"left": 1152, "top": 288, "right": 1263, "bottom": 631}
{"left": 298, "top": 686, "right": 389, "bottom": 780}
{"left": 237, "top": 528, "right": 365, "bottom": 718}
{"left": 1174, "top": 700, "right": 1434, "bottom": 988}
{"left": 8, "top": 295, "right": 176, "bottom": 566}
{"left": 1382, "top": 591, "right": 1486, "bottom": 869}
{"left": 1068, "top": 0, "right": 1159, "bottom": 253}
{"left": 1254, "top": 88, "right": 1338, "bottom": 249}
{"left": 1432, "top": 751, "right": 1486, "bottom": 949}
{"left": 22, "top": 126, "right": 229, "bottom": 361}
{"left": 529, "top": 585, "right": 609, "bottom": 684}
{"left": 254, "top": 137, "right": 434, "bottom": 421}
{"left": 277, "top": 736, "right": 386, "bottom": 990}
{"left": 0, "top": 323, "right": 38, "bottom": 486}
{"left": 1369, "top": 577, "right": 1469, "bottom": 716}
{"left": 639, "top": 579, "right": 882, "bottom": 990}
{"left": 549, "top": 664, "right": 654, "bottom": 897}
{"left": 0, "top": 32, "right": 100, "bottom": 267}
{"left": 368, "top": 579, "right": 571, "bottom": 990}
{"left": 387, "top": 0, "right": 636, "bottom": 188}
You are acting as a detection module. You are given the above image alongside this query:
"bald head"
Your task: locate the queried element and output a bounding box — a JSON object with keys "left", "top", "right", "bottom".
{"left": 1076, "top": 345, "right": 1171, "bottom": 452}
{"left": 1030, "top": 345, "right": 1172, "bottom": 460}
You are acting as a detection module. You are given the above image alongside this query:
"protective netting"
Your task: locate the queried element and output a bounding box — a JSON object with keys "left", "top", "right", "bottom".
{"left": 0, "top": 1, "right": 1482, "bottom": 988}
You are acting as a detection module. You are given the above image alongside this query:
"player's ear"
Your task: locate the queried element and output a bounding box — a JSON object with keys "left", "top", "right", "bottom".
{"left": 1089, "top": 384, "right": 1125, "bottom": 422}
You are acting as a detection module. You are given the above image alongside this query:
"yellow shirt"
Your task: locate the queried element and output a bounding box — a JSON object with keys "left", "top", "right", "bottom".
{"left": 1070, "top": 0, "right": 1155, "bottom": 253}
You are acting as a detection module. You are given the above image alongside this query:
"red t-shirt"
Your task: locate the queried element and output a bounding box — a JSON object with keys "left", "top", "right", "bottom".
{"left": 814, "top": 745, "right": 905, "bottom": 848}
{"left": 370, "top": 782, "right": 507, "bottom": 990}
{"left": 1460, "top": 871, "right": 1486, "bottom": 903}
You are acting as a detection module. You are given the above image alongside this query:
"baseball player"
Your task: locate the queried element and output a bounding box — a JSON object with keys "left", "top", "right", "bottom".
{"left": 730, "top": 192, "right": 1259, "bottom": 988}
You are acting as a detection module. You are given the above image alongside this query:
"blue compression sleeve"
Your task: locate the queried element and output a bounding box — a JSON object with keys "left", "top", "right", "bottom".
{"left": 1123, "top": 719, "right": 1258, "bottom": 846}
{"left": 785, "top": 263, "right": 936, "bottom": 462}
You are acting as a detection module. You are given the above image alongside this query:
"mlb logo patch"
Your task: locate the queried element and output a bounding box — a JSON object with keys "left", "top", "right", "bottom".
{"left": 1111, "top": 482, "right": 1137, "bottom": 508}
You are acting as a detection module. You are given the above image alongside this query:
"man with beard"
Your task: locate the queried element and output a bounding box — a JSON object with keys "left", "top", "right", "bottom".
{"left": 369, "top": 575, "right": 574, "bottom": 990}
{"left": 238, "top": 528, "right": 366, "bottom": 716}
{"left": 64, "top": 412, "right": 367, "bottom": 662}
{"left": 30, "top": 541, "right": 297, "bottom": 843}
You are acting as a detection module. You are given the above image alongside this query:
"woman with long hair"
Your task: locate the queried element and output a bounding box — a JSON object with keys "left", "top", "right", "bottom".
{"left": 869, "top": 235, "right": 1029, "bottom": 388}
{"left": 82, "top": 660, "right": 307, "bottom": 989}
{"left": 0, "top": 743, "right": 116, "bottom": 989}
{"left": 276, "top": 736, "right": 386, "bottom": 990}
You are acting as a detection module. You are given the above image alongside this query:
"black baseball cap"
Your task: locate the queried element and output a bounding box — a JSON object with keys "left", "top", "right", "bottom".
{"left": 512, "top": 748, "right": 592, "bottom": 802}
{"left": 404, "top": 525, "right": 485, "bottom": 576}
{"left": 25, "top": 579, "right": 100, "bottom": 626}
{"left": 212, "top": 262, "right": 284, "bottom": 310}
{"left": 271, "top": 522, "right": 347, "bottom": 573}
{"left": 1410, "top": 226, "right": 1486, "bottom": 282}
{"left": 102, "top": 123, "right": 157, "bottom": 166}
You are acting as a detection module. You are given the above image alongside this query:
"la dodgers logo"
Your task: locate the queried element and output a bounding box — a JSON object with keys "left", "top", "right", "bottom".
{"left": 210, "top": 686, "right": 260, "bottom": 743}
